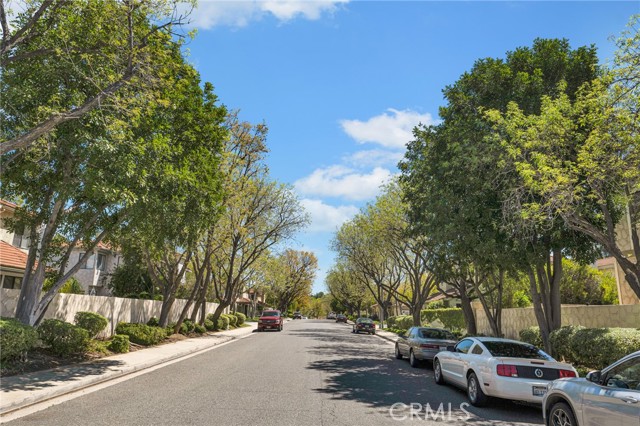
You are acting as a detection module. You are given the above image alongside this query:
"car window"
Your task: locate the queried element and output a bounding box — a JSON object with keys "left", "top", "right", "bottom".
{"left": 420, "top": 329, "right": 456, "bottom": 340}
{"left": 262, "top": 311, "right": 279, "bottom": 317}
{"left": 455, "top": 339, "right": 474, "bottom": 354}
{"left": 482, "top": 341, "right": 552, "bottom": 360}
{"left": 357, "top": 318, "right": 373, "bottom": 324}
{"left": 604, "top": 357, "right": 640, "bottom": 390}
{"left": 471, "top": 344, "right": 484, "bottom": 355}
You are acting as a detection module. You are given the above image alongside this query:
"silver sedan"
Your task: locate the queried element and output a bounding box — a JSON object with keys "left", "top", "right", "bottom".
{"left": 395, "top": 327, "right": 457, "bottom": 367}
{"left": 543, "top": 351, "right": 640, "bottom": 426}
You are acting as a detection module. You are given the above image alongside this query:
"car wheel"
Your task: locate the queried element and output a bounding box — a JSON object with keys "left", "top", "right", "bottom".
{"left": 549, "top": 402, "right": 577, "bottom": 426}
{"left": 409, "top": 350, "right": 420, "bottom": 368}
{"left": 467, "top": 372, "right": 489, "bottom": 407}
{"left": 395, "top": 344, "right": 403, "bottom": 359}
{"left": 434, "top": 359, "right": 445, "bottom": 385}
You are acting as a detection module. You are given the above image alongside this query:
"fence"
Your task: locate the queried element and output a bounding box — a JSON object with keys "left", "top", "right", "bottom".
{"left": 0, "top": 289, "right": 224, "bottom": 337}
{"left": 472, "top": 303, "right": 640, "bottom": 339}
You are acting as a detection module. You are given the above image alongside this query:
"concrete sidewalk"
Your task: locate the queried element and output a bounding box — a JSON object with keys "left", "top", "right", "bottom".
{"left": 0, "top": 324, "right": 256, "bottom": 416}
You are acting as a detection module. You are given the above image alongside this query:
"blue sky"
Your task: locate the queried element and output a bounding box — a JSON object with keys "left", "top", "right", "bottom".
{"left": 184, "top": 1, "right": 639, "bottom": 293}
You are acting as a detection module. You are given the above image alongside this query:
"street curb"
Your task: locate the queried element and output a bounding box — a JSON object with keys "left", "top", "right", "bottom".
{"left": 0, "top": 326, "right": 255, "bottom": 417}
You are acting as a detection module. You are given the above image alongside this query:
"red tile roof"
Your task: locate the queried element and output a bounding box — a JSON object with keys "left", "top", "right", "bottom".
{"left": 0, "top": 199, "right": 18, "bottom": 210}
{"left": 0, "top": 241, "right": 28, "bottom": 270}
{"left": 236, "top": 297, "right": 252, "bottom": 304}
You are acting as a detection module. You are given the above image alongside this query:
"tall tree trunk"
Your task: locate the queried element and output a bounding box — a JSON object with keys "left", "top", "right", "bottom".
{"left": 528, "top": 250, "right": 563, "bottom": 353}
{"left": 459, "top": 292, "right": 477, "bottom": 335}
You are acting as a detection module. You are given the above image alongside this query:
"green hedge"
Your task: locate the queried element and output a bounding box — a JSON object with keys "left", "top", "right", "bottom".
{"left": 108, "top": 334, "right": 130, "bottom": 353}
{"left": 204, "top": 319, "right": 215, "bottom": 331}
{"left": 568, "top": 328, "right": 640, "bottom": 370}
{"left": 224, "top": 314, "right": 237, "bottom": 328}
{"left": 234, "top": 312, "right": 246, "bottom": 326}
{"left": 420, "top": 308, "right": 466, "bottom": 331}
{"left": 518, "top": 326, "right": 640, "bottom": 370}
{"left": 386, "top": 315, "right": 414, "bottom": 330}
{"left": 206, "top": 314, "right": 228, "bottom": 330}
{"left": 0, "top": 318, "right": 38, "bottom": 362}
{"left": 549, "top": 326, "right": 584, "bottom": 361}
{"left": 115, "top": 322, "right": 166, "bottom": 346}
{"left": 74, "top": 311, "right": 108, "bottom": 338}
{"left": 194, "top": 324, "right": 206, "bottom": 334}
{"left": 519, "top": 326, "right": 543, "bottom": 348}
{"left": 38, "top": 319, "right": 90, "bottom": 357}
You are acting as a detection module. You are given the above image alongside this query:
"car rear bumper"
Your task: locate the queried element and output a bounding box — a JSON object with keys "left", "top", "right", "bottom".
{"left": 258, "top": 324, "right": 281, "bottom": 330}
{"left": 488, "top": 377, "right": 550, "bottom": 404}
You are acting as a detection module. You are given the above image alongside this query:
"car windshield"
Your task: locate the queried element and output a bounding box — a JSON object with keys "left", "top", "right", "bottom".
{"left": 482, "top": 341, "right": 552, "bottom": 360}
{"left": 262, "top": 311, "right": 279, "bottom": 317}
{"left": 420, "top": 329, "right": 455, "bottom": 340}
{"left": 357, "top": 318, "right": 373, "bottom": 323}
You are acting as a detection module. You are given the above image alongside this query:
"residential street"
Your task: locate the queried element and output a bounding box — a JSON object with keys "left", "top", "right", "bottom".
{"left": 5, "top": 320, "right": 543, "bottom": 426}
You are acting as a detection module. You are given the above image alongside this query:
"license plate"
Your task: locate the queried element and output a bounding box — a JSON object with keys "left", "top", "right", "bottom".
{"left": 532, "top": 386, "right": 547, "bottom": 396}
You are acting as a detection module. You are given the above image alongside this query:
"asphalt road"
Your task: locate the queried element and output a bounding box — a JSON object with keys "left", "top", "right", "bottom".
{"left": 5, "top": 320, "right": 544, "bottom": 426}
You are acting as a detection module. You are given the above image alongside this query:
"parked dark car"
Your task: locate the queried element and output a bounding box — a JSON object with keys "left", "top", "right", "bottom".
{"left": 335, "top": 314, "right": 348, "bottom": 323}
{"left": 257, "top": 310, "right": 283, "bottom": 332}
{"left": 352, "top": 317, "right": 376, "bottom": 335}
{"left": 293, "top": 312, "right": 302, "bottom": 319}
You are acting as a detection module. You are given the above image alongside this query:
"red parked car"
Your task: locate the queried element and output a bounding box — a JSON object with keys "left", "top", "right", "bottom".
{"left": 257, "top": 310, "right": 283, "bottom": 332}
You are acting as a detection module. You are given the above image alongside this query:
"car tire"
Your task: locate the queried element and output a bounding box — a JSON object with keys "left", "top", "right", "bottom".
{"left": 549, "top": 402, "right": 577, "bottom": 426}
{"left": 409, "top": 350, "right": 420, "bottom": 368}
{"left": 467, "top": 372, "right": 489, "bottom": 407}
{"left": 434, "top": 359, "right": 445, "bottom": 385}
{"left": 395, "top": 344, "right": 403, "bottom": 360}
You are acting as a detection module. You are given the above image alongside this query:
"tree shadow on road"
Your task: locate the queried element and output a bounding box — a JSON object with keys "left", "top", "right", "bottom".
{"left": 1, "top": 359, "right": 125, "bottom": 393}
{"left": 304, "top": 337, "right": 543, "bottom": 425}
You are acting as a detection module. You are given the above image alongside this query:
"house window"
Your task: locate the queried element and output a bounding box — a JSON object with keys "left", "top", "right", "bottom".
{"left": 80, "top": 252, "right": 95, "bottom": 269}
{"left": 1, "top": 275, "right": 22, "bottom": 289}
{"left": 96, "top": 253, "right": 106, "bottom": 271}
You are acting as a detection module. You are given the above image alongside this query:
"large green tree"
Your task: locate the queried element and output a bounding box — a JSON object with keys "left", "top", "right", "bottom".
{"left": 400, "top": 38, "right": 601, "bottom": 348}
{"left": 1, "top": 0, "right": 191, "bottom": 156}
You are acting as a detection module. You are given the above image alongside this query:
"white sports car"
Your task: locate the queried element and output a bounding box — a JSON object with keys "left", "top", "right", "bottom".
{"left": 433, "top": 337, "right": 577, "bottom": 406}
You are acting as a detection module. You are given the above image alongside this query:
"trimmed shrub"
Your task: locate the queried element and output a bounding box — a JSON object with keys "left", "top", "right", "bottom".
{"left": 115, "top": 322, "right": 166, "bottom": 346}
{"left": 194, "top": 324, "right": 206, "bottom": 334}
{"left": 568, "top": 328, "right": 640, "bottom": 370}
{"left": 108, "top": 334, "right": 130, "bottom": 353}
{"left": 519, "top": 326, "right": 543, "bottom": 348}
{"left": 204, "top": 319, "right": 215, "bottom": 331}
{"left": 549, "top": 326, "right": 584, "bottom": 361}
{"left": 183, "top": 319, "right": 196, "bottom": 333}
{"left": 225, "top": 314, "right": 237, "bottom": 328}
{"left": 0, "top": 318, "right": 38, "bottom": 362}
{"left": 146, "top": 317, "right": 159, "bottom": 327}
{"left": 74, "top": 311, "right": 108, "bottom": 338}
{"left": 234, "top": 312, "right": 246, "bottom": 326}
{"left": 420, "top": 308, "right": 466, "bottom": 331}
{"left": 218, "top": 316, "right": 229, "bottom": 330}
{"left": 38, "top": 319, "right": 90, "bottom": 357}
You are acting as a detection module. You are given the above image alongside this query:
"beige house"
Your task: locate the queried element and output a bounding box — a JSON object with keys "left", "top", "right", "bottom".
{"left": 0, "top": 199, "right": 122, "bottom": 296}
{"left": 234, "top": 288, "right": 266, "bottom": 318}
{"left": 0, "top": 200, "right": 31, "bottom": 290}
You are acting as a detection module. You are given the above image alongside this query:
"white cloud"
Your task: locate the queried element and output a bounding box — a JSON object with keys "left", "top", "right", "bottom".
{"left": 294, "top": 165, "right": 393, "bottom": 201}
{"left": 343, "top": 149, "right": 404, "bottom": 168}
{"left": 300, "top": 199, "right": 358, "bottom": 233}
{"left": 184, "top": 0, "right": 348, "bottom": 29}
{"left": 340, "top": 108, "right": 437, "bottom": 149}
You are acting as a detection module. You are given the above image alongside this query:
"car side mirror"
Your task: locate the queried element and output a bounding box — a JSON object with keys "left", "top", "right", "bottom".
{"left": 586, "top": 371, "right": 601, "bottom": 384}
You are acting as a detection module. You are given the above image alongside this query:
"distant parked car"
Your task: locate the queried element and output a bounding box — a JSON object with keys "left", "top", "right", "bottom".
{"left": 395, "top": 327, "right": 457, "bottom": 367}
{"left": 433, "top": 337, "right": 577, "bottom": 406}
{"left": 353, "top": 318, "right": 376, "bottom": 335}
{"left": 293, "top": 312, "right": 302, "bottom": 319}
{"left": 327, "top": 312, "right": 337, "bottom": 320}
{"left": 543, "top": 351, "right": 640, "bottom": 426}
{"left": 257, "top": 310, "right": 283, "bottom": 332}
{"left": 335, "top": 314, "right": 347, "bottom": 323}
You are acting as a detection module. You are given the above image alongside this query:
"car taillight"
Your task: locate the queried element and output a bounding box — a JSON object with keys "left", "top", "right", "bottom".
{"left": 497, "top": 364, "right": 519, "bottom": 377}
{"left": 420, "top": 344, "right": 439, "bottom": 349}
{"left": 558, "top": 369, "right": 576, "bottom": 378}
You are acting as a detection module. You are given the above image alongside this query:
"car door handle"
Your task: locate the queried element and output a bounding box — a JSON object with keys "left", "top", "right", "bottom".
{"left": 619, "top": 396, "right": 638, "bottom": 404}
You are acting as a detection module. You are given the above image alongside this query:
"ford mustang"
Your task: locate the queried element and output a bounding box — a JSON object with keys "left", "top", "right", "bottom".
{"left": 433, "top": 337, "right": 577, "bottom": 406}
